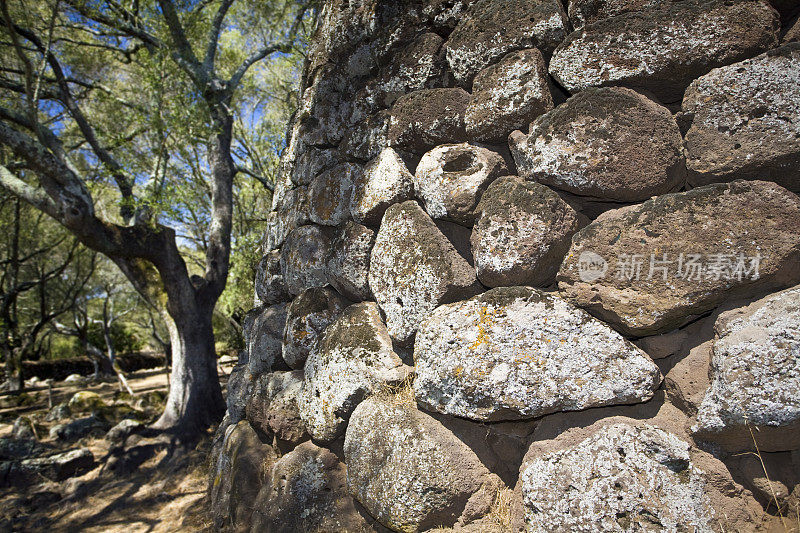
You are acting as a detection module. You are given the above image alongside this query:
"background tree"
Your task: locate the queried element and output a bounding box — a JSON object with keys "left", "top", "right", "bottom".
{"left": 0, "top": 0, "right": 313, "bottom": 437}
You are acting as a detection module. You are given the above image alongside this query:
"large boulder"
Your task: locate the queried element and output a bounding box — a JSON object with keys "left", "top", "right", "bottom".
{"left": 557, "top": 180, "right": 800, "bottom": 336}
{"left": 464, "top": 48, "right": 554, "bottom": 144}
{"left": 471, "top": 177, "right": 586, "bottom": 287}
{"left": 350, "top": 147, "right": 415, "bottom": 227}
{"left": 254, "top": 250, "right": 289, "bottom": 306}
{"left": 549, "top": 0, "right": 779, "bottom": 103}
{"left": 298, "top": 302, "right": 411, "bottom": 443}
{"left": 368, "top": 201, "right": 482, "bottom": 345}
{"left": 414, "top": 143, "right": 508, "bottom": 226}
{"left": 567, "top": 0, "right": 672, "bottom": 29}
{"left": 243, "top": 303, "right": 288, "bottom": 374}
{"left": 251, "top": 441, "right": 375, "bottom": 532}
{"left": 444, "top": 0, "right": 569, "bottom": 87}
{"left": 345, "top": 396, "right": 502, "bottom": 532}
{"left": 245, "top": 370, "right": 308, "bottom": 444}
{"left": 516, "top": 422, "right": 713, "bottom": 532}
{"left": 414, "top": 287, "right": 661, "bottom": 422}
{"left": 11, "top": 448, "right": 94, "bottom": 484}
{"left": 49, "top": 416, "right": 110, "bottom": 441}
{"left": 282, "top": 287, "right": 349, "bottom": 370}
{"left": 387, "top": 88, "right": 470, "bottom": 154}
{"left": 509, "top": 87, "right": 685, "bottom": 202}
{"left": 308, "top": 162, "right": 361, "bottom": 226}
{"left": 692, "top": 285, "right": 800, "bottom": 452}
{"left": 280, "top": 225, "right": 332, "bottom": 296}
{"left": 683, "top": 44, "right": 800, "bottom": 193}
{"left": 325, "top": 221, "right": 376, "bottom": 301}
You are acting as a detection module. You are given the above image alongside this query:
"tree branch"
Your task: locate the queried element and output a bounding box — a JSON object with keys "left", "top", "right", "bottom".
{"left": 202, "top": 0, "right": 234, "bottom": 70}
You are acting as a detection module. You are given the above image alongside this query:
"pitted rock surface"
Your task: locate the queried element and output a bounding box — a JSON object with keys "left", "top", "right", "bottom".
{"left": 291, "top": 146, "right": 341, "bottom": 186}
{"left": 251, "top": 441, "right": 374, "bottom": 532}
{"left": 465, "top": 48, "right": 554, "bottom": 143}
{"left": 549, "top": 0, "right": 779, "bottom": 103}
{"left": 509, "top": 87, "right": 685, "bottom": 202}
{"left": 243, "top": 303, "right": 287, "bottom": 374}
{"left": 345, "top": 396, "right": 501, "bottom": 532}
{"left": 263, "top": 185, "right": 310, "bottom": 252}
{"left": 225, "top": 364, "right": 253, "bottom": 423}
{"left": 282, "top": 287, "right": 349, "bottom": 370}
{"left": 368, "top": 201, "right": 482, "bottom": 345}
{"left": 245, "top": 370, "right": 308, "bottom": 444}
{"left": 350, "top": 147, "right": 415, "bottom": 227}
{"left": 387, "top": 88, "right": 470, "bottom": 154}
{"left": 683, "top": 44, "right": 800, "bottom": 192}
{"left": 325, "top": 221, "right": 376, "bottom": 301}
{"left": 280, "top": 225, "right": 332, "bottom": 296}
{"left": 414, "top": 287, "right": 661, "bottom": 422}
{"left": 444, "top": 0, "right": 569, "bottom": 87}
{"left": 558, "top": 181, "right": 800, "bottom": 336}
{"left": 254, "top": 250, "right": 289, "bottom": 306}
{"left": 298, "top": 302, "right": 410, "bottom": 443}
{"left": 567, "top": 0, "right": 672, "bottom": 29}
{"left": 413, "top": 143, "right": 508, "bottom": 226}
{"left": 693, "top": 285, "right": 800, "bottom": 452}
{"left": 471, "top": 177, "right": 586, "bottom": 288}
{"left": 518, "top": 422, "right": 713, "bottom": 532}
{"left": 308, "top": 162, "right": 361, "bottom": 226}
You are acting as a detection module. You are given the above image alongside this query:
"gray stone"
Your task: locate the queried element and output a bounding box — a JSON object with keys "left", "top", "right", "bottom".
{"left": 465, "top": 48, "right": 554, "bottom": 144}
{"left": 510, "top": 87, "right": 685, "bottom": 202}
{"left": 254, "top": 250, "right": 289, "bottom": 306}
{"left": 558, "top": 181, "right": 800, "bottom": 336}
{"left": 388, "top": 88, "right": 470, "bottom": 154}
{"left": 350, "top": 147, "right": 414, "bottom": 227}
{"left": 444, "top": 0, "right": 569, "bottom": 87}
{"left": 280, "top": 225, "right": 332, "bottom": 296}
{"left": 105, "top": 419, "right": 143, "bottom": 443}
{"left": 549, "top": 0, "right": 779, "bottom": 103}
{"left": 369, "top": 32, "right": 446, "bottom": 108}
{"left": 414, "top": 287, "right": 661, "bottom": 422}
{"left": 368, "top": 201, "right": 483, "bottom": 345}
{"left": 517, "top": 422, "right": 713, "bottom": 532}
{"left": 17, "top": 448, "right": 95, "bottom": 482}
{"left": 263, "top": 185, "right": 310, "bottom": 253}
{"left": 345, "top": 396, "right": 502, "bottom": 532}
{"left": 414, "top": 143, "right": 508, "bottom": 226}
{"left": 471, "top": 177, "right": 586, "bottom": 287}
{"left": 326, "top": 221, "right": 375, "bottom": 301}
{"left": 308, "top": 162, "right": 360, "bottom": 226}
{"left": 49, "top": 415, "right": 109, "bottom": 442}
{"left": 567, "top": 0, "right": 672, "bottom": 29}
{"left": 251, "top": 441, "right": 374, "bottom": 532}
{"left": 683, "top": 44, "right": 800, "bottom": 193}
{"left": 291, "top": 147, "right": 341, "bottom": 186}
{"left": 693, "top": 285, "right": 800, "bottom": 452}
{"left": 243, "top": 303, "right": 287, "bottom": 374}
{"left": 225, "top": 363, "right": 253, "bottom": 423}
{"left": 298, "top": 302, "right": 410, "bottom": 443}
{"left": 245, "top": 370, "right": 308, "bottom": 444}
{"left": 282, "top": 287, "right": 349, "bottom": 370}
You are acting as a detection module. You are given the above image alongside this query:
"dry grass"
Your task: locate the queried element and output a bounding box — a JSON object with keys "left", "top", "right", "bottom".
{"left": 374, "top": 373, "right": 416, "bottom": 407}
{"left": 488, "top": 486, "right": 514, "bottom": 529}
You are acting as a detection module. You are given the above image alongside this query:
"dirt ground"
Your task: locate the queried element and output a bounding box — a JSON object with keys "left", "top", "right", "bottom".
{"left": 0, "top": 361, "right": 234, "bottom": 532}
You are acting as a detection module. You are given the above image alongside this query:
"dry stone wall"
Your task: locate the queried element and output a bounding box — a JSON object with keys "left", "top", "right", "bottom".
{"left": 210, "top": 1, "right": 800, "bottom": 531}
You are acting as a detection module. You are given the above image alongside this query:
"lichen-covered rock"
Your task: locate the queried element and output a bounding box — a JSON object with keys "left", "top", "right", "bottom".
{"left": 509, "top": 87, "right": 685, "bottom": 202}
{"left": 15, "top": 448, "right": 95, "bottom": 483}
{"left": 243, "top": 303, "right": 288, "bottom": 374}
{"left": 251, "top": 441, "right": 375, "bottom": 532}
{"left": 326, "top": 221, "right": 376, "bottom": 301}
{"left": 345, "top": 396, "right": 502, "bottom": 532}
{"left": 368, "top": 201, "right": 483, "bottom": 345}
{"left": 414, "top": 143, "right": 508, "bottom": 226}
{"left": 414, "top": 287, "right": 661, "bottom": 422}
{"left": 67, "top": 391, "right": 105, "bottom": 413}
{"left": 280, "top": 225, "right": 332, "bottom": 296}
{"left": 549, "top": 0, "right": 780, "bottom": 103}
{"left": 263, "top": 185, "right": 310, "bottom": 252}
{"left": 225, "top": 364, "right": 253, "bottom": 423}
{"left": 245, "top": 370, "right": 308, "bottom": 444}
{"left": 471, "top": 177, "right": 586, "bottom": 287}
{"left": 683, "top": 44, "right": 800, "bottom": 193}
{"left": 369, "top": 32, "right": 446, "bottom": 108}
{"left": 567, "top": 0, "right": 672, "bottom": 29}
{"left": 444, "top": 0, "right": 569, "bottom": 87}
{"left": 298, "top": 302, "right": 410, "bottom": 443}
{"left": 517, "top": 422, "right": 713, "bottom": 532}
{"left": 692, "top": 285, "right": 800, "bottom": 452}
{"left": 465, "top": 48, "right": 554, "bottom": 143}
{"left": 282, "top": 287, "right": 349, "bottom": 370}
{"left": 558, "top": 181, "right": 800, "bottom": 336}
{"left": 254, "top": 250, "right": 289, "bottom": 306}
{"left": 388, "top": 88, "right": 470, "bottom": 154}
{"left": 209, "top": 421, "right": 277, "bottom": 531}
{"left": 291, "top": 146, "right": 341, "bottom": 186}
{"left": 339, "top": 110, "right": 391, "bottom": 161}
{"left": 422, "top": 0, "right": 471, "bottom": 31}
{"left": 350, "top": 147, "right": 415, "bottom": 226}
{"left": 785, "top": 16, "right": 800, "bottom": 43}
{"left": 308, "top": 162, "right": 361, "bottom": 226}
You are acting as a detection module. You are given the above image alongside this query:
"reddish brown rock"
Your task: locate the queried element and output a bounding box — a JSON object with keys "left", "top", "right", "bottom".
{"left": 388, "top": 88, "right": 470, "bottom": 154}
